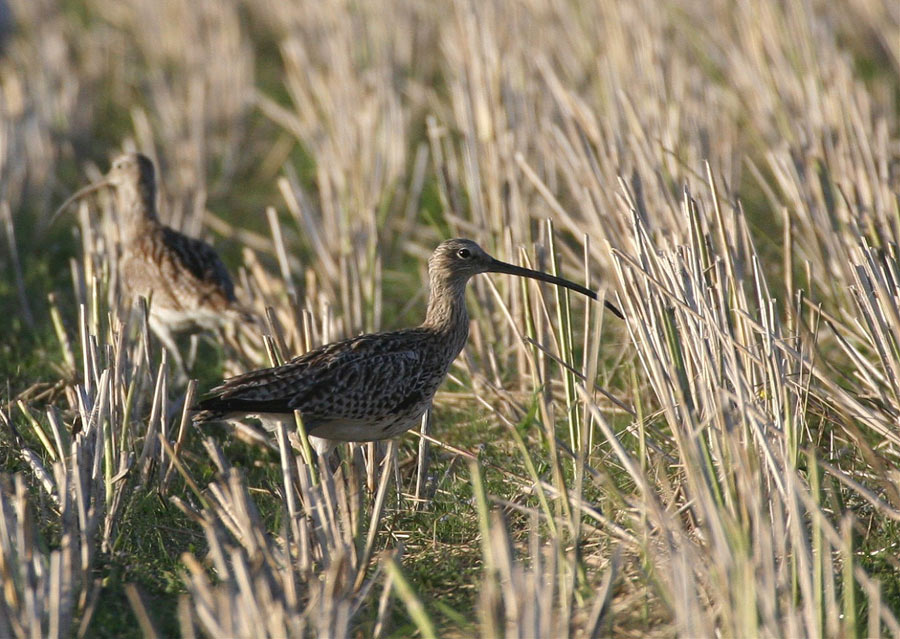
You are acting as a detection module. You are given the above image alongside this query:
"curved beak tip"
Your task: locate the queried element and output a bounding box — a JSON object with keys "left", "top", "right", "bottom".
{"left": 604, "top": 299, "right": 625, "bottom": 319}
{"left": 48, "top": 181, "right": 108, "bottom": 227}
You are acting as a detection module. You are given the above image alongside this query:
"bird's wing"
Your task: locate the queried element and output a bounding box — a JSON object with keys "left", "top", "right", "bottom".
{"left": 195, "top": 332, "right": 431, "bottom": 422}
{"left": 120, "top": 248, "right": 180, "bottom": 308}
{"left": 159, "top": 228, "right": 236, "bottom": 309}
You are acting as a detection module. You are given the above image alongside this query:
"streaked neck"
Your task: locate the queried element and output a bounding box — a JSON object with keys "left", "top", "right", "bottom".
{"left": 116, "top": 183, "right": 158, "bottom": 239}
{"left": 422, "top": 275, "right": 469, "bottom": 335}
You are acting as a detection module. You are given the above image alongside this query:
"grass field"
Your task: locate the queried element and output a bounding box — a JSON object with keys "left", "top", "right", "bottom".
{"left": 0, "top": 0, "right": 898, "bottom": 636}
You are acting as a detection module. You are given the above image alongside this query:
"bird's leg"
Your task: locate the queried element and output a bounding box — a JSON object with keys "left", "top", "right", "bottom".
{"left": 311, "top": 435, "right": 341, "bottom": 473}
{"left": 413, "top": 409, "right": 432, "bottom": 509}
{"left": 285, "top": 430, "right": 340, "bottom": 472}
{"left": 393, "top": 444, "right": 402, "bottom": 509}
{"left": 149, "top": 318, "right": 187, "bottom": 382}
{"left": 186, "top": 334, "right": 200, "bottom": 370}
{"left": 310, "top": 435, "right": 337, "bottom": 457}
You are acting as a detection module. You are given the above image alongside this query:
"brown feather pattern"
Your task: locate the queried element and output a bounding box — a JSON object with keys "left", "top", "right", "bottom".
{"left": 194, "top": 326, "right": 464, "bottom": 441}
{"left": 109, "top": 154, "right": 237, "bottom": 317}
{"left": 121, "top": 225, "right": 236, "bottom": 313}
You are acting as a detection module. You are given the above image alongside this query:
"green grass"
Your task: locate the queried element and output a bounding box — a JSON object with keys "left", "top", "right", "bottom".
{"left": 91, "top": 495, "right": 200, "bottom": 639}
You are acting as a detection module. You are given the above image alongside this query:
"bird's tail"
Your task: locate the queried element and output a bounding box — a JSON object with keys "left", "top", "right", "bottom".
{"left": 192, "top": 404, "right": 227, "bottom": 424}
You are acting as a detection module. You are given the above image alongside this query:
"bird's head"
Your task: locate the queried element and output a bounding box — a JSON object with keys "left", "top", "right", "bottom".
{"left": 106, "top": 153, "right": 156, "bottom": 192}
{"left": 427, "top": 238, "right": 623, "bottom": 318}
{"left": 428, "top": 239, "right": 496, "bottom": 282}
{"left": 429, "top": 237, "right": 600, "bottom": 299}
{"left": 49, "top": 152, "right": 158, "bottom": 227}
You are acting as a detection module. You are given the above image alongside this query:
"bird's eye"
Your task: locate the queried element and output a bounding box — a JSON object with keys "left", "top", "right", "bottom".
{"left": 457, "top": 248, "right": 471, "bottom": 259}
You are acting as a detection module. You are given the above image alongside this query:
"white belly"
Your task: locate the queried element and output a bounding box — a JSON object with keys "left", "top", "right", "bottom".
{"left": 150, "top": 306, "right": 225, "bottom": 333}
{"left": 230, "top": 411, "right": 424, "bottom": 455}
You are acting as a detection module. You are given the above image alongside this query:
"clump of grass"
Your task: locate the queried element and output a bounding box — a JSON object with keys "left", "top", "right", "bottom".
{"left": 173, "top": 437, "right": 393, "bottom": 638}
{"left": 605, "top": 175, "right": 898, "bottom": 635}
{"left": 0, "top": 296, "right": 166, "bottom": 637}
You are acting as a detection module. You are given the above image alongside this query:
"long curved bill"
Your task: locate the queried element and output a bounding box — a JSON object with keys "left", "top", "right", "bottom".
{"left": 487, "top": 258, "right": 624, "bottom": 319}
{"left": 48, "top": 181, "right": 109, "bottom": 227}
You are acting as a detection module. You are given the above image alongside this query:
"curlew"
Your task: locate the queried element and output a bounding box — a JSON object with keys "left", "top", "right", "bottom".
{"left": 54, "top": 152, "right": 244, "bottom": 373}
{"left": 193, "top": 238, "right": 622, "bottom": 455}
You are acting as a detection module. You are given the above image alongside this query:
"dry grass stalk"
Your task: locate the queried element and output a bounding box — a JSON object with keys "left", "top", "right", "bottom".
{"left": 175, "top": 436, "right": 394, "bottom": 638}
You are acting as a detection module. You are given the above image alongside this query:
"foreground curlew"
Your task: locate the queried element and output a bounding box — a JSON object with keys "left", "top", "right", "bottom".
{"left": 193, "top": 238, "right": 622, "bottom": 454}
{"left": 54, "top": 153, "right": 243, "bottom": 373}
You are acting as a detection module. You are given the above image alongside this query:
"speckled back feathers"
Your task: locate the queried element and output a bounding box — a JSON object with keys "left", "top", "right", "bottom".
{"left": 108, "top": 153, "right": 238, "bottom": 318}
{"left": 194, "top": 326, "right": 465, "bottom": 440}
{"left": 121, "top": 225, "right": 236, "bottom": 314}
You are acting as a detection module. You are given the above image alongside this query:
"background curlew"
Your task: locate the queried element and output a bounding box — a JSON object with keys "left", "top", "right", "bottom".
{"left": 55, "top": 152, "right": 246, "bottom": 374}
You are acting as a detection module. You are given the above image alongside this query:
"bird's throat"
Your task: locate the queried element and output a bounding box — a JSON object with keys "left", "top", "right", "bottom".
{"left": 422, "top": 279, "right": 470, "bottom": 355}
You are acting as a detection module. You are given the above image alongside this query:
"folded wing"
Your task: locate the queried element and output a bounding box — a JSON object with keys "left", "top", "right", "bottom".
{"left": 195, "top": 332, "right": 429, "bottom": 425}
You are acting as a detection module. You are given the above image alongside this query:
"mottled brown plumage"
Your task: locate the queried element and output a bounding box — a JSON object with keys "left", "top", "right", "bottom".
{"left": 194, "top": 239, "right": 621, "bottom": 454}
{"left": 56, "top": 153, "right": 241, "bottom": 371}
